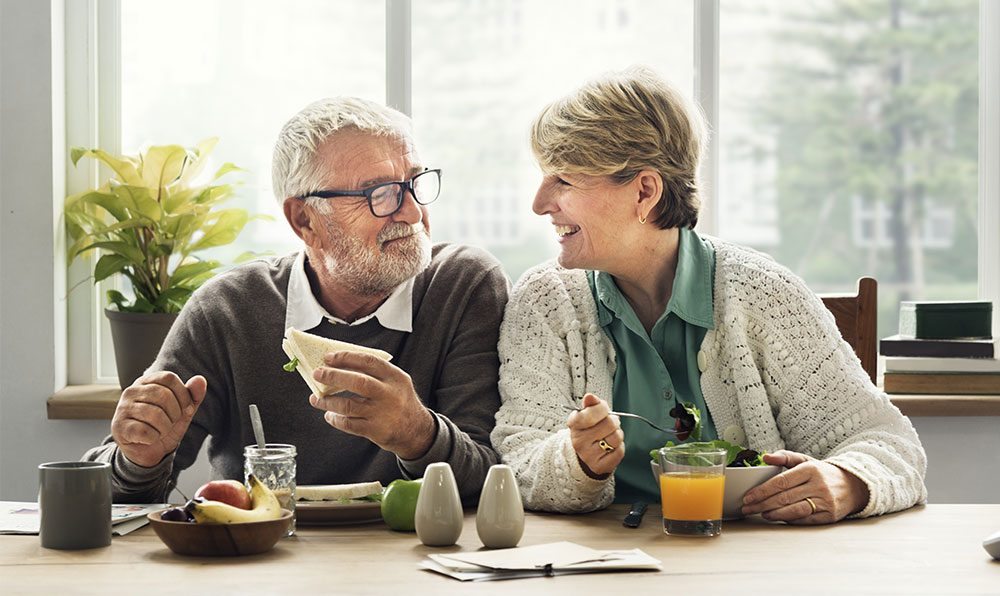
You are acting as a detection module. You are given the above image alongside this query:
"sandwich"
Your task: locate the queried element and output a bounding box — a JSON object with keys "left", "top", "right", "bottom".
{"left": 296, "top": 481, "right": 384, "bottom": 503}
{"left": 281, "top": 327, "right": 393, "bottom": 397}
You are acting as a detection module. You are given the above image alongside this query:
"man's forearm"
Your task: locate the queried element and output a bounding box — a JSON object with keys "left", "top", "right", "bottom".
{"left": 83, "top": 436, "right": 173, "bottom": 503}
{"left": 398, "top": 412, "right": 499, "bottom": 503}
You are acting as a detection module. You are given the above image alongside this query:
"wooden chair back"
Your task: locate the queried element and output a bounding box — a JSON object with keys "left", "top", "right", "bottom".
{"left": 818, "top": 277, "right": 878, "bottom": 383}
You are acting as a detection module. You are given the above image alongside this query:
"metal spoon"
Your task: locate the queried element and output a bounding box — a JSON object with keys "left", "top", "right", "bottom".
{"left": 560, "top": 405, "right": 679, "bottom": 434}
{"left": 249, "top": 404, "right": 267, "bottom": 448}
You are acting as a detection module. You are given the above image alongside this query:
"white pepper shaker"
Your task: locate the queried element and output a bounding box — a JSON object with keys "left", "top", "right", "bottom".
{"left": 476, "top": 464, "right": 524, "bottom": 548}
{"left": 414, "top": 462, "right": 464, "bottom": 546}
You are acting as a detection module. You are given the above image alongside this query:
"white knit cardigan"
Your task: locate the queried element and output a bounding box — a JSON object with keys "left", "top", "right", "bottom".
{"left": 492, "top": 237, "right": 927, "bottom": 516}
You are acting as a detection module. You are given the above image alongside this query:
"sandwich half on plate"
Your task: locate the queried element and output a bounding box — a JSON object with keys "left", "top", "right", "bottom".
{"left": 282, "top": 327, "right": 392, "bottom": 397}
{"left": 296, "top": 481, "right": 385, "bottom": 503}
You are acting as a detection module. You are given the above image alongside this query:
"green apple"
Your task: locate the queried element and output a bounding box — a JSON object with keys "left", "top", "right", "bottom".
{"left": 381, "top": 478, "right": 422, "bottom": 531}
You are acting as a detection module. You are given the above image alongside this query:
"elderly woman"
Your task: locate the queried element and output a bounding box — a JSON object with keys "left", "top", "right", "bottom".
{"left": 492, "top": 67, "right": 927, "bottom": 523}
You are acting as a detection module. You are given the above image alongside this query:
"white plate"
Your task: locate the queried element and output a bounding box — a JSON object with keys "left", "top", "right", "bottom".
{"left": 295, "top": 500, "right": 383, "bottom": 526}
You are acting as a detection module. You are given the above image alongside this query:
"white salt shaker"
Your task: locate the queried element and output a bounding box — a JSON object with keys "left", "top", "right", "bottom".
{"left": 476, "top": 464, "right": 524, "bottom": 548}
{"left": 414, "top": 462, "right": 464, "bottom": 546}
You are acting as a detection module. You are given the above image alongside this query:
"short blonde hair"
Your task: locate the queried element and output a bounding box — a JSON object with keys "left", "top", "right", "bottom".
{"left": 530, "top": 66, "right": 706, "bottom": 229}
{"left": 271, "top": 97, "right": 413, "bottom": 204}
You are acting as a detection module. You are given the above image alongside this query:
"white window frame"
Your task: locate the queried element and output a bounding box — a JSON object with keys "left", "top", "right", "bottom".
{"left": 63, "top": 0, "right": 1000, "bottom": 385}
{"left": 65, "top": 0, "right": 121, "bottom": 385}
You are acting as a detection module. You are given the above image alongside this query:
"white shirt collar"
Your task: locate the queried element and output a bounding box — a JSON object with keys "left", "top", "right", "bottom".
{"left": 284, "top": 250, "right": 414, "bottom": 333}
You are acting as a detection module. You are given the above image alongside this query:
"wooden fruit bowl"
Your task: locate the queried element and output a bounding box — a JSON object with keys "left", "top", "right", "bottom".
{"left": 148, "top": 509, "right": 292, "bottom": 556}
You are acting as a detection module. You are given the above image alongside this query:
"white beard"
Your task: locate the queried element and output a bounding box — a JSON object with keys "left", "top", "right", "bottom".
{"left": 317, "top": 220, "right": 431, "bottom": 297}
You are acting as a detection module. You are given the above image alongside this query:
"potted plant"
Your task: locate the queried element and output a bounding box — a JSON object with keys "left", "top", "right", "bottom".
{"left": 66, "top": 138, "right": 269, "bottom": 388}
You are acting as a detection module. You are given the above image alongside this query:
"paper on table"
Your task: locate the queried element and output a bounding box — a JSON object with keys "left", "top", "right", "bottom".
{"left": 112, "top": 516, "right": 152, "bottom": 536}
{"left": 0, "top": 501, "right": 168, "bottom": 535}
{"left": 421, "top": 541, "right": 661, "bottom": 581}
{"left": 436, "top": 541, "right": 606, "bottom": 570}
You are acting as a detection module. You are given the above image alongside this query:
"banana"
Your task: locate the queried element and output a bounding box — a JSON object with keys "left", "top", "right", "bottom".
{"left": 185, "top": 475, "right": 283, "bottom": 524}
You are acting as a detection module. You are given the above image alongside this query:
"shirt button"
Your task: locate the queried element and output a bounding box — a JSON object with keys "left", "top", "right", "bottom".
{"left": 663, "top": 390, "right": 673, "bottom": 401}
{"left": 722, "top": 425, "right": 747, "bottom": 446}
{"left": 697, "top": 350, "right": 708, "bottom": 373}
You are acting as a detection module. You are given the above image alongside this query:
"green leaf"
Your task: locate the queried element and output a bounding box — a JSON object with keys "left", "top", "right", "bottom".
{"left": 93, "top": 254, "right": 133, "bottom": 283}
{"left": 140, "top": 144, "right": 189, "bottom": 191}
{"left": 212, "top": 162, "right": 245, "bottom": 181}
{"left": 69, "top": 190, "right": 130, "bottom": 223}
{"left": 106, "top": 290, "right": 129, "bottom": 311}
{"left": 174, "top": 270, "right": 216, "bottom": 291}
{"left": 89, "top": 218, "right": 153, "bottom": 239}
{"left": 178, "top": 138, "right": 218, "bottom": 186}
{"left": 200, "top": 183, "right": 241, "bottom": 207}
{"left": 70, "top": 147, "right": 143, "bottom": 186}
{"left": 283, "top": 357, "right": 299, "bottom": 372}
{"left": 79, "top": 240, "right": 146, "bottom": 266}
{"left": 170, "top": 260, "right": 221, "bottom": 286}
{"left": 67, "top": 139, "right": 256, "bottom": 313}
{"left": 69, "top": 147, "right": 87, "bottom": 166}
{"left": 113, "top": 184, "right": 163, "bottom": 221}
{"left": 153, "top": 287, "right": 194, "bottom": 312}
{"left": 188, "top": 209, "right": 249, "bottom": 252}
{"left": 650, "top": 441, "right": 677, "bottom": 461}
{"left": 233, "top": 250, "right": 274, "bottom": 263}
{"left": 707, "top": 440, "right": 746, "bottom": 467}
{"left": 129, "top": 296, "right": 157, "bottom": 313}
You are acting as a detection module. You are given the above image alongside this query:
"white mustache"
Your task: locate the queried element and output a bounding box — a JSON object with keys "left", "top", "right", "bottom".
{"left": 378, "top": 222, "right": 425, "bottom": 244}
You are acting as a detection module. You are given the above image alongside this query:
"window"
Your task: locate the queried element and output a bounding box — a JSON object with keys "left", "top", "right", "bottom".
{"left": 67, "top": 0, "right": 990, "bottom": 384}
{"left": 411, "top": 0, "right": 693, "bottom": 282}
{"left": 84, "top": 0, "right": 386, "bottom": 384}
{"left": 718, "top": 0, "right": 980, "bottom": 337}
{"left": 121, "top": 0, "right": 385, "bottom": 261}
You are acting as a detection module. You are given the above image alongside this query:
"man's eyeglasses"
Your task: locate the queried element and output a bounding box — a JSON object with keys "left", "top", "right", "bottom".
{"left": 297, "top": 168, "right": 441, "bottom": 218}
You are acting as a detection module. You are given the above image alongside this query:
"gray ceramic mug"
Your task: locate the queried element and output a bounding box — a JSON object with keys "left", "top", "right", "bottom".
{"left": 38, "top": 461, "right": 112, "bottom": 549}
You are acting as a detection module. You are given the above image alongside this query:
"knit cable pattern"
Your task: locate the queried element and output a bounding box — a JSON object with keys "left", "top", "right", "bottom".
{"left": 493, "top": 238, "right": 927, "bottom": 515}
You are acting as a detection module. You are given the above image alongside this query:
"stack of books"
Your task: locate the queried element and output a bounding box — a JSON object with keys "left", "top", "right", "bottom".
{"left": 881, "top": 301, "right": 998, "bottom": 394}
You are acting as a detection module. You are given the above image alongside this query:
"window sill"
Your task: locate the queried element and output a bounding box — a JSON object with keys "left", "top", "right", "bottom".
{"left": 883, "top": 394, "right": 1000, "bottom": 416}
{"left": 47, "top": 384, "right": 1000, "bottom": 420}
{"left": 47, "top": 384, "right": 120, "bottom": 419}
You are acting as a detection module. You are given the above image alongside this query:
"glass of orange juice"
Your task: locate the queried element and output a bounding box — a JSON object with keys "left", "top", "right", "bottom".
{"left": 658, "top": 443, "right": 726, "bottom": 536}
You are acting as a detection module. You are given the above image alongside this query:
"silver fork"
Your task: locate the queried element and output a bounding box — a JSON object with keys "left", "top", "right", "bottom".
{"left": 561, "top": 405, "right": 678, "bottom": 434}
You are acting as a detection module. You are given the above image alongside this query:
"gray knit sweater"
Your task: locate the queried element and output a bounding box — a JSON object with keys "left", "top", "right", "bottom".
{"left": 84, "top": 243, "right": 509, "bottom": 504}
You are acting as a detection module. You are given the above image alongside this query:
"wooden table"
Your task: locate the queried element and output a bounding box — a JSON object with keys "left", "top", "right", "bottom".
{"left": 2, "top": 505, "right": 998, "bottom": 594}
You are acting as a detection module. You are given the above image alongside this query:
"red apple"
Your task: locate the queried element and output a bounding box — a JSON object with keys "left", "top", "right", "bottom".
{"left": 193, "top": 480, "right": 252, "bottom": 510}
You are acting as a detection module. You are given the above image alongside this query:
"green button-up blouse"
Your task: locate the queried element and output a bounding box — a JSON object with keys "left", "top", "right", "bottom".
{"left": 587, "top": 227, "right": 717, "bottom": 504}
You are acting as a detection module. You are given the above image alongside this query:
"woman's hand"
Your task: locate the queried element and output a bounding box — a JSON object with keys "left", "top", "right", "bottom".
{"left": 740, "top": 450, "right": 870, "bottom": 524}
{"left": 567, "top": 393, "right": 625, "bottom": 479}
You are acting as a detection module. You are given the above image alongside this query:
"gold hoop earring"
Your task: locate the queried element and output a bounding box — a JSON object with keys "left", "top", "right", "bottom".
{"left": 639, "top": 214, "right": 647, "bottom": 225}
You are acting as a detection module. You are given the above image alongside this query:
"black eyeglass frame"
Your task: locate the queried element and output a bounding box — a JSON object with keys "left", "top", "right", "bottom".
{"left": 296, "top": 168, "right": 442, "bottom": 218}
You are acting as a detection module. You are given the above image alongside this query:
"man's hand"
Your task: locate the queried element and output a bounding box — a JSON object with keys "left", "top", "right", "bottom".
{"left": 308, "top": 351, "right": 436, "bottom": 460}
{"left": 110, "top": 372, "right": 207, "bottom": 468}
{"left": 568, "top": 393, "right": 625, "bottom": 479}
{"left": 740, "top": 450, "right": 870, "bottom": 524}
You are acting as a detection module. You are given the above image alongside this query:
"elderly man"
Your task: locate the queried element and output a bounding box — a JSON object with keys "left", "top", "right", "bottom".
{"left": 84, "top": 97, "right": 509, "bottom": 503}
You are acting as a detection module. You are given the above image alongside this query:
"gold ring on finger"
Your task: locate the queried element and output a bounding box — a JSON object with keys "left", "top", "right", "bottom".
{"left": 598, "top": 439, "right": 615, "bottom": 453}
{"left": 804, "top": 497, "right": 818, "bottom": 514}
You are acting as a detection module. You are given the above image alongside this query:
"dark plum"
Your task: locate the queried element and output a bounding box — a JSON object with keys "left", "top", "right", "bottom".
{"left": 160, "top": 506, "right": 194, "bottom": 523}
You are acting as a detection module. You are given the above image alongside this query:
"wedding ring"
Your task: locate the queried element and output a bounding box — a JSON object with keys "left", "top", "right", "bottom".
{"left": 804, "top": 497, "right": 818, "bottom": 514}
{"left": 599, "top": 439, "right": 615, "bottom": 453}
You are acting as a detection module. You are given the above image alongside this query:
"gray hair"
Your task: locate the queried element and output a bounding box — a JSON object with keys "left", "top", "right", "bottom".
{"left": 530, "top": 66, "right": 706, "bottom": 230}
{"left": 271, "top": 97, "right": 414, "bottom": 204}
